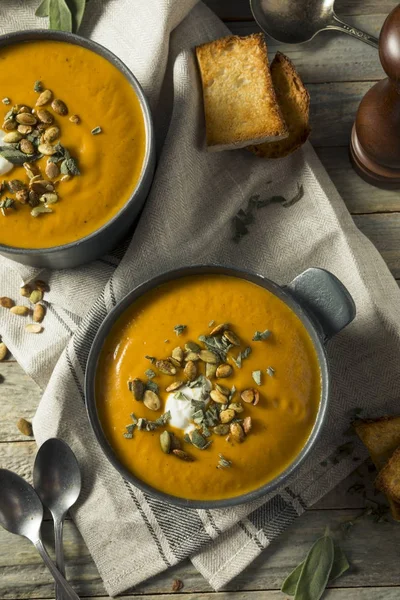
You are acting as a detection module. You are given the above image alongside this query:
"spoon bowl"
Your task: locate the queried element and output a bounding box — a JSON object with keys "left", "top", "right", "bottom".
{"left": 250, "top": 0, "right": 378, "bottom": 48}
{"left": 0, "top": 469, "right": 43, "bottom": 540}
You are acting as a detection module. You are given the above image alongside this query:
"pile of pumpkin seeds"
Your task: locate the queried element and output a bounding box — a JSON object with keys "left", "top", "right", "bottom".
{"left": 0, "top": 279, "right": 49, "bottom": 334}
{"left": 125, "top": 322, "right": 275, "bottom": 467}
{"left": 0, "top": 81, "right": 81, "bottom": 218}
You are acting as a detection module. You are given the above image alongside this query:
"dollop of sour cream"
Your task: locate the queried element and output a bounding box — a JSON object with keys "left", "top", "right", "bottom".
{"left": 0, "top": 130, "right": 14, "bottom": 176}
{"left": 165, "top": 378, "right": 212, "bottom": 433}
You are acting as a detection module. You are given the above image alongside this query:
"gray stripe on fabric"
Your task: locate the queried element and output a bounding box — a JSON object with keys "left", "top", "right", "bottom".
{"left": 206, "top": 509, "right": 222, "bottom": 535}
{"left": 248, "top": 495, "right": 298, "bottom": 542}
{"left": 98, "top": 258, "right": 119, "bottom": 268}
{"left": 238, "top": 521, "right": 265, "bottom": 551}
{"left": 123, "top": 481, "right": 171, "bottom": 568}
{"left": 72, "top": 290, "right": 108, "bottom": 374}
{"left": 285, "top": 486, "right": 307, "bottom": 511}
{"left": 144, "top": 493, "right": 212, "bottom": 561}
{"left": 66, "top": 344, "right": 85, "bottom": 403}
{"left": 109, "top": 275, "right": 117, "bottom": 307}
{"left": 47, "top": 304, "right": 74, "bottom": 334}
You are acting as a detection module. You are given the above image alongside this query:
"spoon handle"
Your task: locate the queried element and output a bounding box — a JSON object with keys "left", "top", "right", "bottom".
{"left": 54, "top": 517, "right": 66, "bottom": 600}
{"left": 329, "top": 14, "right": 379, "bottom": 48}
{"left": 34, "top": 538, "right": 80, "bottom": 600}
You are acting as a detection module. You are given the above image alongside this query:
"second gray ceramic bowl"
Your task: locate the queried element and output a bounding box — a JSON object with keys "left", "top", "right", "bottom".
{"left": 0, "top": 30, "right": 155, "bottom": 269}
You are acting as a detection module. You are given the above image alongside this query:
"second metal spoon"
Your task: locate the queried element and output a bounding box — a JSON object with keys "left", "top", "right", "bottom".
{"left": 33, "top": 438, "right": 82, "bottom": 600}
{"left": 250, "top": 0, "right": 379, "bottom": 49}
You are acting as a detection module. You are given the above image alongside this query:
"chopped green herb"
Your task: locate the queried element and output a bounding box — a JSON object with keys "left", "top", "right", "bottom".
{"left": 0, "top": 197, "right": 15, "bottom": 216}
{"left": 266, "top": 366, "right": 275, "bottom": 377}
{"left": 145, "top": 380, "right": 159, "bottom": 394}
{"left": 252, "top": 329, "right": 271, "bottom": 341}
{"left": 34, "top": 80, "right": 43, "bottom": 93}
{"left": 252, "top": 370, "right": 262, "bottom": 386}
{"left": 0, "top": 146, "right": 41, "bottom": 165}
{"left": 217, "top": 454, "right": 232, "bottom": 469}
{"left": 1, "top": 98, "right": 10, "bottom": 105}
{"left": 208, "top": 320, "right": 215, "bottom": 327}
{"left": 174, "top": 324, "right": 186, "bottom": 336}
{"left": 60, "top": 156, "right": 80, "bottom": 176}
{"left": 91, "top": 126, "right": 102, "bottom": 135}
{"left": 174, "top": 391, "right": 190, "bottom": 401}
{"left": 145, "top": 355, "right": 156, "bottom": 364}
{"left": 145, "top": 368, "right": 156, "bottom": 379}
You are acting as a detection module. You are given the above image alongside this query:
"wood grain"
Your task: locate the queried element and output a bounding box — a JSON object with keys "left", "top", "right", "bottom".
{"left": 203, "top": 0, "right": 398, "bottom": 21}
{"left": 0, "top": 361, "right": 40, "bottom": 443}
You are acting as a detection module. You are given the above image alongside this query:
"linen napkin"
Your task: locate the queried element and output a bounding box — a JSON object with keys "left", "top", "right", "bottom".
{"left": 1, "top": 0, "right": 400, "bottom": 595}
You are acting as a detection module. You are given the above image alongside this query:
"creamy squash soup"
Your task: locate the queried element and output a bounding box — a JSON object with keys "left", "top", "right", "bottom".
{"left": 96, "top": 275, "right": 322, "bottom": 501}
{"left": 0, "top": 40, "right": 146, "bottom": 248}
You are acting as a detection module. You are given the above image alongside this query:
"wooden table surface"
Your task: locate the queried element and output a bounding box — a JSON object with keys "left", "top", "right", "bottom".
{"left": 2, "top": 1, "right": 400, "bottom": 598}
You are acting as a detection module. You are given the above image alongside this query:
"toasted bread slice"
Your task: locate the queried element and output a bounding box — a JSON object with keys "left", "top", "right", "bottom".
{"left": 248, "top": 51, "right": 310, "bottom": 159}
{"left": 195, "top": 34, "right": 288, "bottom": 151}
{"left": 376, "top": 447, "right": 400, "bottom": 503}
{"left": 354, "top": 416, "right": 400, "bottom": 520}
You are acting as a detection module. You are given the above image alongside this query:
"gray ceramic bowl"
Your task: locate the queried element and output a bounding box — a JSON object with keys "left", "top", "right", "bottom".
{"left": 0, "top": 30, "right": 155, "bottom": 269}
{"left": 85, "top": 265, "right": 356, "bottom": 509}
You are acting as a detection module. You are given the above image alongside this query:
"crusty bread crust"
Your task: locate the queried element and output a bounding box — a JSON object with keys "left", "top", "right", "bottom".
{"left": 195, "top": 34, "right": 288, "bottom": 151}
{"left": 248, "top": 51, "right": 310, "bottom": 159}
{"left": 376, "top": 446, "right": 400, "bottom": 503}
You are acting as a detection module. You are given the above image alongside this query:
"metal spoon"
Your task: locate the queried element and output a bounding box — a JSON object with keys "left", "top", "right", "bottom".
{"left": 0, "top": 469, "right": 80, "bottom": 600}
{"left": 33, "top": 438, "right": 82, "bottom": 600}
{"left": 250, "top": 0, "right": 379, "bottom": 48}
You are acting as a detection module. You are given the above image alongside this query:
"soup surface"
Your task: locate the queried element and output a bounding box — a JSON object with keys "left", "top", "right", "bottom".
{"left": 0, "top": 40, "right": 146, "bottom": 248}
{"left": 96, "top": 274, "right": 322, "bottom": 501}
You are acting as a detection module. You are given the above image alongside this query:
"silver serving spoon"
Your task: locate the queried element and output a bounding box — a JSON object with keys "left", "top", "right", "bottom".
{"left": 0, "top": 469, "right": 80, "bottom": 600}
{"left": 33, "top": 438, "right": 82, "bottom": 600}
{"left": 250, "top": 0, "right": 379, "bottom": 48}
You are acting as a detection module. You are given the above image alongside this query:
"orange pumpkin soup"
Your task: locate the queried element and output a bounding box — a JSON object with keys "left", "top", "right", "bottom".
{"left": 96, "top": 274, "right": 322, "bottom": 501}
{"left": 0, "top": 40, "right": 146, "bottom": 248}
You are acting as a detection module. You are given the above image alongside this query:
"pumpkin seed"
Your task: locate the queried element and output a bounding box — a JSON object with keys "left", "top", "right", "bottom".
{"left": 243, "top": 416, "right": 252, "bottom": 434}
{"left": 37, "top": 109, "right": 54, "bottom": 124}
{"left": 210, "top": 389, "right": 227, "bottom": 404}
{"left": 155, "top": 359, "right": 176, "bottom": 376}
{"left": 228, "top": 402, "right": 243, "bottom": 413}
{"left": 171, "top": 346, "right": 183, "bottom": 364}
{"left": 143, "top": 390, "right": 161, "bottom": 411}
{"left": 33, "top": 304, "right": 46, "bottom": 323}
{"left": 25, "top": 323, "right": 43, "bottom": 333}
{"left": 28, "top": 191, "right": 40, "bottom": 207}
{"left": 170, "top": 432, "right": 182, "bottom": 450}
{"left": 216, "top": 364, "right": 233, "bottom": 378}
{"left": 230, "top": 422, "right": 245, "bottom": 443}
{"left": 10, "top": 306, "right": 30, "bottom": 316}
{"left": 0, "top": 297, "right": 14, "bottom": 308}
{"left": 31, "top": 180, "right": 54, "bottom": 194}
{"left": 35, "top": 280, "right": 49, "bottom": 293}
{"left": 17, "top": 105, "right": 31, "bottom": 114}
{"left": 24, "top": 162, "right": 40, "bottom": 179}
{"left": 91, "top": 126, "right": 102, "bottom": 135}
{"left": 38, "top": 143, "right": 56, "bottom": 156}
{"left": 20, "top": 139, "right": 35, "bottom": 155}
{"left": 220, "top": 409, "right": 235, "bottom": 424}
{"left": 3, "top": 119, "right": 17, "bottom": 131}
{"left": 40, "top": 192, "right": 58, "bottom": 205}
{"left": 210, "top": 322, "right": 229, "bottom": 336}
{"left": 17, "top": 418, "right": 33, "bottom": 437}
{"left": 69, "top": 114, "right": 80, "bottom": 124}
{"left": 17, "top": 124, "right": 33, "bottom": 135}
{"left": 15, "top": 189, "right": 29, "bottom": 204}
{"left": 172, "top": 449, "right": 195, "bottom": 462}
{"left": 20, "top": 285, "right": 31, "bottom": 298}
{"left": 29, "top": 289, "right": 43, "bottom": 304}
{"left": 45, "top": 161, "right": 60, "bottom": 179}
{"left": 3, "top": 131, "right": 22, "bottom": 143}
{"left": 8, "top": 179, "right": 26, "bottom": 193}
{"left": 31, "top": 205, "right": 53, "bottom": 217}
{"left": 241, "top": 388, "right": 260, "bottom": 405}
{"left": 0, "top": 342, "right": 8, "bottom": 361}
{"left": 169, "top": 357, "right": 181, "bottom": 368}
{"left": 44, "top": 126, "right": 60, "bottom": 143}
{"left": 213, "top": 424, "right": 230, "bottom": 435}
{"left": 128, "top": 378, "right": 145, "bottom": 401}
{"left": 16, "top": 113, "right": 37, "bottom": 125}
{"left": 222, "top": 330, "right": 241, "bottom": 346}
{"left": 215, "top": 383, "right": 230, "bottom": 396}
{"left": 185, "top": 341, "right": 201, "bottom": 353}
{"left": 185, "top": 351, "right": 200, "bottom": 361}
{"left": 165, "top": 381, "right": 184, "bottom": 392}
{"left": 199, "top": 349, "right": 218, "bottom": 364}
{"left": 36, "top": 89, "right": 53, "bottom": 107}
{"left": 160, "top": 431, "right": 171, "bottom": 454}
{"left": 52, "top": 99, "right": 68, "bottom": 115}
{"left": 206, "top": 363, "right": 217, "bottom": 378}
{"left": 184, "top": 360, "right": 197, "bottom": 381}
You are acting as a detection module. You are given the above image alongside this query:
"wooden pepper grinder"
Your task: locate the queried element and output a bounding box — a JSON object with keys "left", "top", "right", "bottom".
{"left": 350, "top": 4, "right": 400, "bottom": 187}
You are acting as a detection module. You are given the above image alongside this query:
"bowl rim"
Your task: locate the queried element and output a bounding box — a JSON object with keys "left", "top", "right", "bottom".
{"left": 84, "top": 264, "right": 330, "bottom": 509}
{"left": 0, "top": 29, "right": 154, "bottom": 255}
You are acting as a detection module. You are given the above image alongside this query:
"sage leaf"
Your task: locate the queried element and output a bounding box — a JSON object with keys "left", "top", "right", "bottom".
{"left": 49, "top": 0, "right": 73, "bottom": 32}
{"left": 36, "top": 0, "right": 50, "bottom": 17}
{"left": 281, "top": 543, "right": 349, "bottom": 596}
{"left": 294, "top": 533, "right": 334, "bottom": 600}
{"left": 66, "top": 0, "right": 86, "bottom": 31}
{"left": 0, "top": 147, "right": 41, "bottom": 165}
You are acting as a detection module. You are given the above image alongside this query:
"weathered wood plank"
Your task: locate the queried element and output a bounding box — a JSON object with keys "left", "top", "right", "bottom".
{"left": 0, "top": 508, "right": 399, "bottom": 598}
{"left": 205, "top": 0, "right": 397, "bottom": 20}
{"left": 31, "top": 592, "right": 400, "bottom": 600}
{"left": 316, "top": 147, "right": 400, "bottom": 214}
{"left": 228, "top": 16, "right": 384, "bottom": 84}
{"left": 0, "top": 361, "right": 40, "bottom": 443}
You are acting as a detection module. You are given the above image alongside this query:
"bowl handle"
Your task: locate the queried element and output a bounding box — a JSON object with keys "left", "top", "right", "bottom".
{"left": 284, "top": 267, "right": 356, "bottom": 342}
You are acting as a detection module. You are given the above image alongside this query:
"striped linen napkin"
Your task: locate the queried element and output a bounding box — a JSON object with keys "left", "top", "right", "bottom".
{"left": 1, "top": 0, "right": 400, "bottom": 594}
